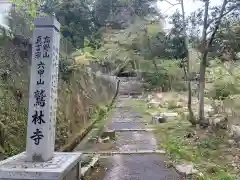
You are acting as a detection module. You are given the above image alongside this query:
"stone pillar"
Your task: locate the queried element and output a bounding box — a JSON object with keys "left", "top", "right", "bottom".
{"left": 0, "top": 16, "right": 82, "bottom": 180}
{"left": 26, "top": 15, "right": 60, "bottom": 162}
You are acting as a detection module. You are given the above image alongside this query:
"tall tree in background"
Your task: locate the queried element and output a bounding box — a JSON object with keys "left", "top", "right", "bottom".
{"left": 42, "top": 0, "right": 102, "bottom": 48}
{"left": 9, "top": 0, "right": 43, "bottom": 34}
{"left": 198, "top": 0, "right": 240, "bottom": 126}
{"left": 212, "top": 10, "right": 240, "bottom": 60}
{"left": 162, "top": 0, "right": 196, "bottom": 125}
{"left": 93, "top": 0, "right": 163, "bottom": 72}
{"left": 161, "top": 0, "right": 240, "bottom": 126}
{"left": 10, "top": 0, "right": 161, "bottom": 50}
{"left": 179, "top": 0, "right": 196, "bottom": 125}
{"left": 94, "top": 0, "right": 160, "bottom": 28}
{"left": 9, "top": 0, "right": 101, "bottom": 48}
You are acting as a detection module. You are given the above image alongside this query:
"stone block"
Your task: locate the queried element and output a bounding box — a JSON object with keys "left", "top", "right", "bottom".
{"left": 101, "top": 129, "right": 116, "bottom": 139}
{"left": 151, "top": 115, "right": 166, "bottom": 124}
{"left": 0, "top": 152, "right": 82, "bottom": 180}
{"left": 161, "top": 112, "right": 178, "bottom": 118}
{"left": 175, "top": 163, "right": 198, "bottom": 175}
{"left": 62, "top": 163, "right": 80, "bottom": 180}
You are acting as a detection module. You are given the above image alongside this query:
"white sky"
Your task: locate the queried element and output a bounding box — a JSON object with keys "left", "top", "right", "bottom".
{"left": 157, "top": 0, "right": 222, "bottom": 29}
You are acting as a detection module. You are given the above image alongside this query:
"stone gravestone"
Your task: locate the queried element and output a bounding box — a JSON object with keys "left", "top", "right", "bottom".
{"left": 0, "top": 16, "right": 82, "bottom": 180}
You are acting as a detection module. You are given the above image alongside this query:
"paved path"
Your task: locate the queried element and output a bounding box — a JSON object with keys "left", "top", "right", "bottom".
{"left": 87, "top": 96, "right": 183, "bottom": 180}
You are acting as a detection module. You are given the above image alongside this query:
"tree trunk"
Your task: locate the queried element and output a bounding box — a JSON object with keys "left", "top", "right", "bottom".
{"left": 198, "top": 52, "right": 207, "bottom": 123}
{"left": 198, "top": 0, "right": 209, "bottom": 124}
{"left": 180, "top": 0, "right": 196, "bottom": 125}
{"left": 181, "top": 59, "right": 188, "bottom": 81}
{"left": 0, "top": 123, "right": 4, "bottom": 151}
{"left": 198, "top": 0, "right": 228, "bottom": 125}
{"left": 152, "top": 59, "right": 158, "bottom": 71}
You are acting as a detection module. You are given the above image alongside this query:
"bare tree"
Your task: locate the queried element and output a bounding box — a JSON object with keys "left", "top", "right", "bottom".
{"left": 160, "top": 0, "right": 196, "bottom": 125}
{"left": 198, "top": 0, "right": 238, "bottom": 126}
{"left": 180, "top": 0, "right": 196, "bottom": 125}
{"left": 160, "top": 0, "right": 239, "bottom": 126}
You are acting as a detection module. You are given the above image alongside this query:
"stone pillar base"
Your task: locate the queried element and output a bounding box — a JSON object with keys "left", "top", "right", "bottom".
{"left": 0, "top": 152, "right": 82, "bottom": 180}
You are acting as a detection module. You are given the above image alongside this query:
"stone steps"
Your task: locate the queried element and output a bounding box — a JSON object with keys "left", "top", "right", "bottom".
{"left": 81, "top": 149, "right": 166, "bottom": 156}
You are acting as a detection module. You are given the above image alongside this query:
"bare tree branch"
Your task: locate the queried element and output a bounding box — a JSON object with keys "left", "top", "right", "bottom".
{"left": 162, "top": 0, "right": 180, "bottom": 6}
{"left": 206, "top": 2, "right": 239, "bottom": 29}
{"left": 198, "top": 0, "right": 229, "bottom": 123}
{"left": 163, "top": 3, "right": 181, "bottom": 14}
{"left": 202, "top": 0, "right": 210, "bottom": 44}
{"left": 207, "top": 0, "right": 229, "bottom": 49}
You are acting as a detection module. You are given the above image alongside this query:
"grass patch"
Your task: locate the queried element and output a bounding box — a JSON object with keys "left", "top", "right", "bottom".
{"left": 63, "top": 105, "right": 112, "bottom": 152}
{"left": 74, "top": 105, "right": 116, "bottom": 151}
{"left": 155, "top": 118, "right": 237, "bottom": 180}
{"left": 125, "top": 99, "right": 154, "bottom": 123}
{"left": 92, "top": 105, "right": 115, "bottom": 135}
{"left": 129, "top": 97, "right": 238, "bottom": 180}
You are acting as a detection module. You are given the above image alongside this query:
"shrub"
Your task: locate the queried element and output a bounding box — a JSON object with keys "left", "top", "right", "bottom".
{"left": 141, "top": 60, "right": 185, "bottom": 91}
{"left": 59, "top": 55, "right": 75, "bottom": 82}
{"left": 167, "top": 100, "right": 180, "bottom": 109}
{"left": 208, "top": 80, "right": 240, "bottom": 100}
{"left": 171, "top": 80, "right": 187, "bottom": 91}
{"left": 142, "top": 70, "right": 169, "bottom": 90}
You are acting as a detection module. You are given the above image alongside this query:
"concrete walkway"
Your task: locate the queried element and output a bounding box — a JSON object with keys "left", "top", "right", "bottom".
{"left": 86, "top": 96, "right": 183, "bottom": 180}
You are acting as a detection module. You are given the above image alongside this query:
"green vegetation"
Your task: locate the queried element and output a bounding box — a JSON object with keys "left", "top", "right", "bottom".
{"left": 0, "top": 41, "right": 116, "bottom": 156}
{"left": 129, "top": 98, "right": 238, "bottom": 179}
{"left": 92, "top": 105, "right": 114, "bottom": 135}
{"left": 0, "top": 0, "right": 240, "bottom": 179}
{"left": 0, "top": 0, "right": 162, "bottom": 157}
{"left": 73, "top": 104, "right": 115, "bottom": 152}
